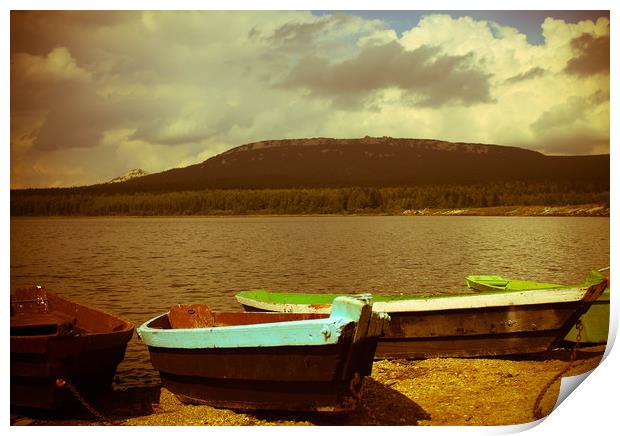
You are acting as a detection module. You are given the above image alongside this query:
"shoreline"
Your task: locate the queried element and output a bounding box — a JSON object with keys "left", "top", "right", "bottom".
{"left": 11, "top": 345, "right": 606, "bottom": 426}
{"left": 8, "top": 204, "right": 611, "bottom": 219}
{"left": 403, "top": 204, "right": 610, "bottom": 217}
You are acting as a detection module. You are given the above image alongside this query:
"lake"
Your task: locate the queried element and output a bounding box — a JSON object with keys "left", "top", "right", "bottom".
{"left": 10, "top": 216, "right": 610, "bottom": 388}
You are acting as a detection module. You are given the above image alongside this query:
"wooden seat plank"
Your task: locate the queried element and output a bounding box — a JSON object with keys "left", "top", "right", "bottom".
{"left": 11, "top": 311, "right": 76, "bottom": 335}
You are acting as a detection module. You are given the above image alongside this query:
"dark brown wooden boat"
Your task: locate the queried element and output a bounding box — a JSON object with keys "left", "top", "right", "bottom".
{"left": 138, "top": 296, "right": 389, "bottom": 412}
{"left": 10, "top": 286, "right": 134, "bottom": 410}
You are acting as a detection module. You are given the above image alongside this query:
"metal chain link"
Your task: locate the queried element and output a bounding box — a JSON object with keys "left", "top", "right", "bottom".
{"left": 56, "top": 378, "right": 121, "bottom": 425}
{"left": 533, "top": 320, "right": 584, "bottom": 419}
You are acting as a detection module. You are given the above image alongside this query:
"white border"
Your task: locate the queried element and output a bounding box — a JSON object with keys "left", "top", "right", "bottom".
{"left": 4, "top": 2, "right": 616, "bottom": 434}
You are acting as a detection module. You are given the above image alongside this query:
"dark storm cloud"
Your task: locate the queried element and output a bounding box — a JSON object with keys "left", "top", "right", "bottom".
{"left": 505, "top": 67, "right": 546, "bottom": 84}
{"left": 564, "top": 33, "right": 610, "bottom": 76}
{"left": 278, "top": 41, "right": 493, "bottom": 108}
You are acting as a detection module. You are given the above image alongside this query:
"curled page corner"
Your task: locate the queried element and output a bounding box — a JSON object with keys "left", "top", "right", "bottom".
{"left": 552, "top": 368, "right": 595, "bottom": 412}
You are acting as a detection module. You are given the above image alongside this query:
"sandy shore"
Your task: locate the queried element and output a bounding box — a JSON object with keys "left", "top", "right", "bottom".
{"left": 11, "top": 344, "right": 606, "bottom": 427}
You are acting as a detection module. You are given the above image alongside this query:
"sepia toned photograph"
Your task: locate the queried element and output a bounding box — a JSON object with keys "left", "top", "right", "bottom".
{"left": 8, "top": 5, "right": 612, "bottom": 428}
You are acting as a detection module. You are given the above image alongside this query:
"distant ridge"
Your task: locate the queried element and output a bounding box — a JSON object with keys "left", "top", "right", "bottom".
{"left": 14, "top": 137, "right": 610, "bottom": 193}
{"left": 10, "top": 137, "right": 609, "bottom": 216}
{"left": 221, "top": 137, "right": 536, "bottom": 156}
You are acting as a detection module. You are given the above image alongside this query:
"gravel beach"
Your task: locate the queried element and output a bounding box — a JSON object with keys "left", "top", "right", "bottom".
{"left": 11, "top": 344, "right": 606, "bottom": 427}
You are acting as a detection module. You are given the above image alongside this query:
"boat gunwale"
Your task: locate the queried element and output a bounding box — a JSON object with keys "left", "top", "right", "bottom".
{"left": 236, "top": 284, "right": 603, "bottom": 314}
{"left": 138, "top": 295, "right": 386, "bottom": 349}
{"left": 139, "top": 313, "right": 354, "bottom": 348}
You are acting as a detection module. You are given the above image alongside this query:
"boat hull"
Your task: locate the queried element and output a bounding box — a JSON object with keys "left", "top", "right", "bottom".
{"left": 377, "top": 301, "right": 593, "bottom": 358}
{"left": 564, "top": 289, "right": 610, "bottom": 344}
{"left": 10, "top": 290, "right": 134, "bottom": 410}
{"left": 465, "top": 273, "right": 610, "bottom": 345}
{"left": 146, "top": 337, "right": 378, "bottom": 412}
{"left": 11, "top": 334, "right": 132, "bottom": 409}
{"left": 138, "top": 297, "right": 387, "bottom": 412}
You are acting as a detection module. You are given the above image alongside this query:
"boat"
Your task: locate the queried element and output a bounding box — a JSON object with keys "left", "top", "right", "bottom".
{"left": 466, "top": 272, "right": 610, "bottom": 344}
{"left": 137, "top": 295, "right": 389, "bottom": 412}
{"left": 564, "top": 285, "right": 609, "bottom": 343}
{"left": 465, "top": 275, "right": 567, "bottom": 292}
{"left": 235, "top": 271, "right": 607, "bottom": 359}
{"left": 10, "top": 286, "right": 134, "bottom": 410}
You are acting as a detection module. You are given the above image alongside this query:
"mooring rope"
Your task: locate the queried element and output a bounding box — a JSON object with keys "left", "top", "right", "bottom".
{"left": 532, "top": 321, "right": 584, "bottom": 419}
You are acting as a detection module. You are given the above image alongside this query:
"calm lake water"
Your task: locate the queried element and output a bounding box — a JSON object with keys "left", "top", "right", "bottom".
{"left": 10, "top": 216, "right": 610, "bottom": 388}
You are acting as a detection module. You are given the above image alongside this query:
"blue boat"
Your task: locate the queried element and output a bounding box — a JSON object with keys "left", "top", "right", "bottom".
{"left": 137, "top": 295, "right": 389, "bottom": 413}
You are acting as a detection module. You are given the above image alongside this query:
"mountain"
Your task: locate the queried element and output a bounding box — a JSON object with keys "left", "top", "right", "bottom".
{"left": 87, "top": 137, "right": 607, "bottom": 193}
{"left": 107, "top": 168, "right": 148, "bottom": 184}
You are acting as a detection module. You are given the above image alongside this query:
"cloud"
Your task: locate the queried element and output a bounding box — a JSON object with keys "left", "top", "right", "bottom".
{"left": 505, "top": 67, "right": 546, "bottom": 84}
{"left": 530, "top": 94, "right": 609, "bottom": 154}
{"left": 9, "top": 11, "right": 610, "bottom": 188}
{"left": 11, "top": 46, "right": 126, "bottom": 151}
{"left": 266, "top": 13, "right": 387, "bottom": 51}
{"left": 267, "top": 14, "right": 350, "bottom": 49}
{"left": 12, "top": 47, "right": 92, "bottom": 83}
{"left": 279, "top": 41, "right": 493, "bottom": 108}
{"left": 565, "top": 33, "right": 610, "bottom": 76}
{"left": 32, "top": 90, "right": 118, "bottom": 151}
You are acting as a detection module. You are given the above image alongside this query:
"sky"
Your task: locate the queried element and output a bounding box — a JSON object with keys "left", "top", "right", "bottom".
{"left": 9, "top": 8, "right": 611, "bottom": 189}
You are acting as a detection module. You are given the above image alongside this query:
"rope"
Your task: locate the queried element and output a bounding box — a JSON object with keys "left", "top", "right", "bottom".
{"left": 532, "top": 321, "right": 584, "bottom": 419}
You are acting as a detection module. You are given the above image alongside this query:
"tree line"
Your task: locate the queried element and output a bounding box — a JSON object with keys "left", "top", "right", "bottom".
{"left": 10, "top": 181, "right": 609, "bottom": 216}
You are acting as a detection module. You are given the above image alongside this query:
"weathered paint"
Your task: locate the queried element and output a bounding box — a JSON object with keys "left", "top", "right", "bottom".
{"left": 236, "top": 286, "right": 599, "bottom": 314}
{"left": 137, "top": 295, "right": 388, "bottom": 349}
{"left": 564, "top": 286, "right": 610, "bottom": 343}
{"left": 466, "top": 271, "right": 610, "bottom": 344}
{"left": 147, "top": 337, "right": 380, "bottom": 412}
{"left": 465, "top": 273, "right": 593, "bottom": 292}
{"left": 235, "top": 274, "right": 607, "bottom": 359}
{"left": 139, "top": 295, "right": 388, "bottom": 412}
{"left": 236, "top": 271, "right": 607, "bottom": 314}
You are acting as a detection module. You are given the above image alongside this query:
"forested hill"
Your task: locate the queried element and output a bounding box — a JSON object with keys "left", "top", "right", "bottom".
{"left": 25, "top": 137, "right": 611, "bottom": 194}
{"left": 10, "top": 137, "right": 609, "bottom": 216}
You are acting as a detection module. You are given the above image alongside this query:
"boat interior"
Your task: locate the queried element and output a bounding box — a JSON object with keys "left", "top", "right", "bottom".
{"left": 10, "top": 286, "right": 131, "bottom": 337}
{"left": 157, "top": 304, "right": 328, "bottom": 330}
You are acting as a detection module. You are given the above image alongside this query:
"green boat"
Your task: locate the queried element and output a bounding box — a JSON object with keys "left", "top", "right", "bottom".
{"left": 466, "top": 272, "right": 610, "bottom": 344}
{"left": 236, "top": 271, "right": 608, "bottom": 359}
{"left": 465, "top": 276, "right": 567, "bottom": 293}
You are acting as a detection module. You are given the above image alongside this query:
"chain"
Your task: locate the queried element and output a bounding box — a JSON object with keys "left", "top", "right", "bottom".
{"left": 532, "top": 320, "right": 584, "bottom": 419}
{"left": 55, "top": 378, "right": 121, "bottom": 425}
